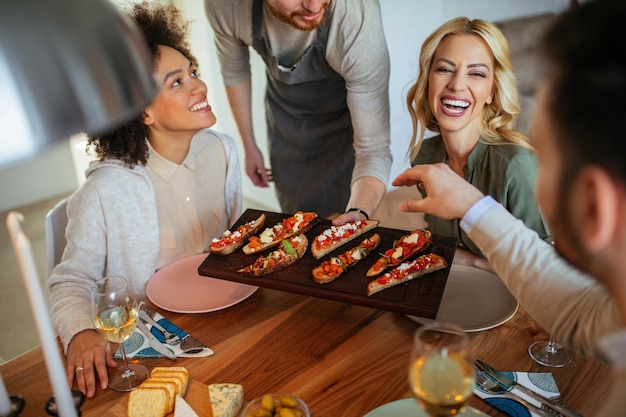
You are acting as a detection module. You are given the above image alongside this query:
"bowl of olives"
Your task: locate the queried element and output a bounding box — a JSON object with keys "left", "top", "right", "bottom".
{"left": 242, "top": 393, "right": 310, "bottom": 417}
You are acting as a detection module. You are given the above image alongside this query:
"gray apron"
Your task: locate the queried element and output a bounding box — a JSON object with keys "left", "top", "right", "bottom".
{"left": 252, "top": 0, "right": 354, "bottom": 218}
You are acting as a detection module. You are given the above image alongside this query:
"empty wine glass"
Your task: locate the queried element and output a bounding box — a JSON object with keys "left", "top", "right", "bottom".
{"left": 408, "top": 322, "right": 474, "bottom": 416}
{"left": 90, "top": 276, "right": 148, "bottom": 391}
{"left": 528, "top": 334, "right": 571, "bottom": 367}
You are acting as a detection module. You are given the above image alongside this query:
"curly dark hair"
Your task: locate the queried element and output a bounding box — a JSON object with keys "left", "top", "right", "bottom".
{"left": 86, "top": 1, "right": 198, "bottom": 168}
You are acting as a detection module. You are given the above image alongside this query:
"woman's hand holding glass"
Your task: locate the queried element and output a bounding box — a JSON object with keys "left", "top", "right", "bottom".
{"left": 90, "top": 276, "right": 148, "bottom": 392}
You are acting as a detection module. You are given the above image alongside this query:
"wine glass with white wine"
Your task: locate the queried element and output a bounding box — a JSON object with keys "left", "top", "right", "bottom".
{"left": 90, "top": 275, "right": 149, "bottom": 391}
{"left": 408, "top": 322, "right": 474, "bottom": 417}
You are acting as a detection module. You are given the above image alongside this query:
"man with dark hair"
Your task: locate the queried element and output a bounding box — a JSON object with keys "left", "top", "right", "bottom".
{"left": 393, "top": 1, "right": 626, "bottom": 415}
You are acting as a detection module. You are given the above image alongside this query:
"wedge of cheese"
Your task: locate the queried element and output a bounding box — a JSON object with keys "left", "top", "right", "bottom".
{"left": 208, "top": 384, "right": 243, "bottom": 417}
{"left": 174, "top": 394, "right": 199, "bottom": 417}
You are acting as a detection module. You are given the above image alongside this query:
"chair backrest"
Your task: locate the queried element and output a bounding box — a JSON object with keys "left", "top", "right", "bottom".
{"left": 44, "top": 197, "right": 69, "bottom": 279}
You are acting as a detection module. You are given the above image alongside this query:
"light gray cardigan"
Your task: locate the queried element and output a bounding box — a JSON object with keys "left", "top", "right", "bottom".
{"left": 48, "top": 159, "right": 160, "bottom": 351}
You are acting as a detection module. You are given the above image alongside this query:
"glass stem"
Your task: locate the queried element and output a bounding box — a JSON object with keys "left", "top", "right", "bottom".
{"left": 118, "top": 344, "right": 134, "bottom": 378}
{"left": 545, "top": 335, "right": 558, "bottom": 354}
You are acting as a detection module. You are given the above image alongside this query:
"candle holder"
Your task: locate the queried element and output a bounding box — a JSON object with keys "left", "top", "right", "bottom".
{"left": 44, "top": 390, "right": 84, "bottom": 416}
{"left": 1, "top": 395, "right": 25, "bottom": 417}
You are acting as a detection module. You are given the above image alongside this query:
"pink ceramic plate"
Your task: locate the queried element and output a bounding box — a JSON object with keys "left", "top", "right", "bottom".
{"left": 146, "top": 253, "right": 258, "bottom": 313}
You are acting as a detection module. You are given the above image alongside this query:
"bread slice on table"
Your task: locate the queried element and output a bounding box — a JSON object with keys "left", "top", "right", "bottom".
{"left": 128, "top": 386, "right": 170, "bottom": 417}
{"left": 127, "top": 366, "right": 192, "bottom": 417}
{"left": 151, "top": 366, "right": 190, "bottom": 395}
{"left": 139, "top": 381, "right": 177, "bottom": 413}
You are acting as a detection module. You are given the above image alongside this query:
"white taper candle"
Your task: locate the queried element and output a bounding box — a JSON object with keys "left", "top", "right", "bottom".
{"left": 6, "top": 212, "right": 77, "bottom": 417}
{"left": 0, "top": 371, "right": 11, "bottom": 416}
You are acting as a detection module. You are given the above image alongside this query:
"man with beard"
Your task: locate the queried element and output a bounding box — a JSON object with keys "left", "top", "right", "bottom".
{"left": 205, "top": 0, "right": 392, "bottom": 223}
{"left": 393, "top": 0, "right": 625, "bottom": 415}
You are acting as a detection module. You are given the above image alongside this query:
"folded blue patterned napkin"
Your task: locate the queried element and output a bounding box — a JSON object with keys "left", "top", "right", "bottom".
{"left": 115, "top": 302, "right": 213, "bottom": 359}
{"left": 474, "top": 372, "right": 561, "bottom": 417}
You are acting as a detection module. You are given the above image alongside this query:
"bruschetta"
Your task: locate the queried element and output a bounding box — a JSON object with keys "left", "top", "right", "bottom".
{"left": 312, "top": 233, "right": 381, "bottom": 284}
{"left": 237, "top": 234, "right": 309, "bottom": 277}
{"left": 209, "top": 213, "right": 266, "bottom": 256}
{"left": 366, "top": 229, "right": 432, "bottom": 277}
{"left": 242, "top": 211, "right": 319, "bottom": 255}
{"left": 367, "top": 253, "right": 447, "bottom": 296}
{"left": 311, "top": 219, "right": 379, "bottom": 260}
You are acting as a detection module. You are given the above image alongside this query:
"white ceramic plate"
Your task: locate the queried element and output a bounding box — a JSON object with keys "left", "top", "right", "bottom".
{"left": 364, "top": 399, "right": 488, "bottom": 417}
{"left": 406, "top": 264, "right": 518, "bottom": 332}
{"left": 146, "top": 253, "right": 258, "bottom": 313}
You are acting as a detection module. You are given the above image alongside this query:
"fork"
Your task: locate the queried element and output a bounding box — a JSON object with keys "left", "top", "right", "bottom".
{"left": 474, "top": 368, "right": 557, "bottom": 417}
{"left": 138, "top": 309, "right": 180, "bottom": 345}
{"left": 139, "top": 305, "right": 205, "bottom": 354}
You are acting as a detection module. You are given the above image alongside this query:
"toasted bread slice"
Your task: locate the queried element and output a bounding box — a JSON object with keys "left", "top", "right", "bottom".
{"left": 242, "top": 211, "right": 319, "bottom": 255}
{"left": 128, "top": 386, "right": 170, "bottom": 417}
{"left": 367, "top": 253, "right": 447, "bottom": 296}
{"left": 139, "top": 381, "right": 177, "bottom": 413}
{"left": 312, "top": 233, "right": 381, "bottom": 284}
{"left": 209, "top": 213, "right": 266, "bottom": 256}
{"left": 366, "top": 229, "right": 432, "bottom": 277}
{"left": 311, "top": 219, "right": 379, "bottom": 259}
{"left": 151, "top": 366, "right": 190, "bottom": 395}
{"left": 238, "top": 234, "right": 308, "bottom": 276}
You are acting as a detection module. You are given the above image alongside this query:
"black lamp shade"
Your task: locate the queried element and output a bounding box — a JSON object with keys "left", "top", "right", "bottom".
{"left": 0, "top": 0, "right": 158, "bottom": 168}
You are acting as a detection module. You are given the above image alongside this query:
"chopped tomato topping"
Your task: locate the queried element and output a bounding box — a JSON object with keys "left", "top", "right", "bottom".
{"left": 376, "top": 253, "right": 438, "bottom": 285}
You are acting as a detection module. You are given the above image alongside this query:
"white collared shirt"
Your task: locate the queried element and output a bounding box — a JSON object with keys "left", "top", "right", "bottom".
{"left": 145, "top": 129, "right": 242, "bottom": 268}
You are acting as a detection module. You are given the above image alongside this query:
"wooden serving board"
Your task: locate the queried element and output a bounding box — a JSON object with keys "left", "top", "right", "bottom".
{"left": 198, "top": 209, "right": 458, "bottom": 318}
{"left": 111, "top": 379, "right": 213, "bottom": 417}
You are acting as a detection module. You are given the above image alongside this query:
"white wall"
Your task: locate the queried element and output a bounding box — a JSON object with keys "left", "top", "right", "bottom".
{"left": 0, "top": 0, "right": 571, "bottom": 213}
{"left": 0, "top": 142, "right": 77, "bottom": 212}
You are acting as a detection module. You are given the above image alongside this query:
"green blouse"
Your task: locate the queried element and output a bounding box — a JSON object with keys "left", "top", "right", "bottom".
{"left": 411, "top": 135, "right": 551, "bottom": 257}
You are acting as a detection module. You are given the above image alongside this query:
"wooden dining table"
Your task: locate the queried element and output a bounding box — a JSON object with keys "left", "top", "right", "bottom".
{"left": 0, "top": 286, "right": 611, "bottom": 417}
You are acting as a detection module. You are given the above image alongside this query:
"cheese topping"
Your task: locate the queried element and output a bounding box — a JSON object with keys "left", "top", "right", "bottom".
{"left": 259, "top": 226, "right": 280, "bottom": 243}
{"left": 291, "top": 212, "right": 304, "bottom": 231}
{"left": 316, "top": 220, "right": 363, "bottom": 244}
{"left": 403, "top": 232, "right": 419, "bottom": 245}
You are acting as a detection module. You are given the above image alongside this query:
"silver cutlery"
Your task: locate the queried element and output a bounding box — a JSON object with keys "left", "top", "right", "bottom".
{"left": 136, "top": 319, "right": 177, "bottom": 360}
{"left": 138, "top": 309, "right": 180, "bottom": 345}
{"left": 474, "top": 367, "right": 554, "bottom": 417}
{"left": 475, "top": 360, "right": 583, "bottom": 417}
{"left": 139, "top": 304, "right": 205, "bottom": 354}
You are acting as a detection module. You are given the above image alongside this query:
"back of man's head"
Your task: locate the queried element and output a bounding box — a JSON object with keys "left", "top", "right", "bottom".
{"left": 539, "top": 0, "right": 626, "bottom": 184}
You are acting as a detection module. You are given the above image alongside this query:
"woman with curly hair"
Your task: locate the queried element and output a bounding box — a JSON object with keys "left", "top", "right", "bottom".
{"left": 48, "top": 1, "right": 242, "bottom": 397}
{"left": 406, "top": 17, "right": 550, "bottom": 268}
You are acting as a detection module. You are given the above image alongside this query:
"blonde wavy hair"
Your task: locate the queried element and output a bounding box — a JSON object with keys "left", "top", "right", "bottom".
{"left": 407, "top": 17, "right": 532, "bottom": 161}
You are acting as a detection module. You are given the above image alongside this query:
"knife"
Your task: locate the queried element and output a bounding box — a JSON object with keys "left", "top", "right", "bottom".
{"left": 136, "top": 319, "right": 177, "bottom": 360}
{"left": 475, "top": 360, "right": 583, "bottom": 417}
